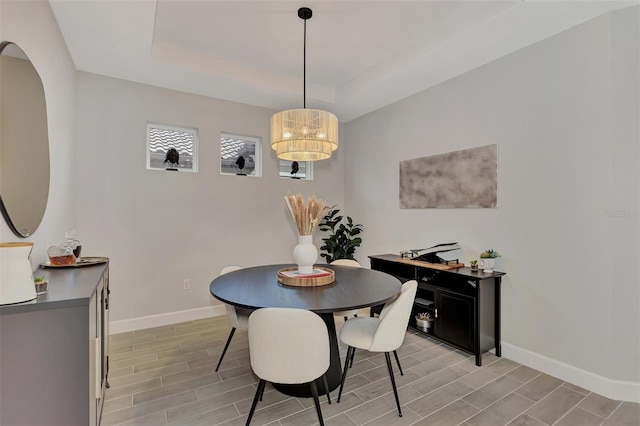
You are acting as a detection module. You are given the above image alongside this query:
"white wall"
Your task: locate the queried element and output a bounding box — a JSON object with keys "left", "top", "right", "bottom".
{"left": 0, "top": 1, "right": 77, "bottom": 265}
{"left": 344, "top": 7, "right": 639, "bottom": 401}
{"left": 74, "top": 73, "right": 345, "bottom": 324}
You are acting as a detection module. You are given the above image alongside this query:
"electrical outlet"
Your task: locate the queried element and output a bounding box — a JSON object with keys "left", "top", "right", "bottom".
{"left": 183, "top": 279, "right": 191, "bottom": 290}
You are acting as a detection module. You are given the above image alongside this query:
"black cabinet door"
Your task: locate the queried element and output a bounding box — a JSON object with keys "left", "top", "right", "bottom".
{"left": 435, "top": 289, "right": 475, "bottom": 352}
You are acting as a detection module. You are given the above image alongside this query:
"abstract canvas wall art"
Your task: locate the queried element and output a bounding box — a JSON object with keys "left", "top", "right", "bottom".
{"left": 400, "top": 144, "right": 497, "bottom": 208}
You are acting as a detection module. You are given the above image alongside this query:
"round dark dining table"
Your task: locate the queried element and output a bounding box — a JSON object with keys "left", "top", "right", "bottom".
{"left": 209, "top": 263, "right": 402, "bottom": 397}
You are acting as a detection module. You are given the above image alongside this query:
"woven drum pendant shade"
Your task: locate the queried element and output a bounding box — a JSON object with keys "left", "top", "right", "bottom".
{"left": 270, "top": 7, "right": 338, "bottom": 161}
{"left": 271, "top": 108, "right": 339, "bottom": 161}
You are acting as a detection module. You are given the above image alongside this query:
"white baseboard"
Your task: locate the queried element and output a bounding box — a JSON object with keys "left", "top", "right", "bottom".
{"left": 109, "top": 305, "right": 226, "bottom": 334}
{"left": 502, "top": 342, "right": 640, "bottom": 403}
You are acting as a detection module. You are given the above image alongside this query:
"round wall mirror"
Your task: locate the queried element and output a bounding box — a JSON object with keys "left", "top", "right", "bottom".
{"left": 0, "top": 41, "right": 50, "bottom": 237}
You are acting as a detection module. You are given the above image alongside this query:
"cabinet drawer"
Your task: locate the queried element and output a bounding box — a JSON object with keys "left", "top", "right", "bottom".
{"left": 371, "top": 258, "right": 415, "bottom": 281}
{"left": 417, "top": 269, "right": 478, "bottom": 296}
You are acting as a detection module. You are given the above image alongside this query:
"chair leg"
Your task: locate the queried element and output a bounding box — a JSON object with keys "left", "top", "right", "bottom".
{"left": 246, "top": 379, "right": 266, "bottom": 425}
{"left": 215, "top": 327, "right": 236, "bottom": 372}
{"left": 310, "top": 380, "right": 325, "bottom": 426}
{"left": 393, "top": 350, "right": 404, "bottom": 376}
{"left": 384, "top": 352, "right": 402, "bottom": 417}
{"left": 370, "top": 304, "right": 382, "bottom": 317}
{"left": 338, "top": 346, "right": 354, "bottom": 403}
{"left": 259, "top": 381, "right": 266, "bottom": 401}
{"left": 349, "top": 347, "right": 356, "bottom": 368}
{"left": 343, "top": 316, "right": 348, "bottom": 321}
{"left": 322, "top": 374, "right": 331, "bottom": 404}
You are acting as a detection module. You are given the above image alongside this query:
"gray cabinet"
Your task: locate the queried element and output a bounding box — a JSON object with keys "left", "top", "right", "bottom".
{"left": 0, "top": 261, "right": 109, "bottom": 426}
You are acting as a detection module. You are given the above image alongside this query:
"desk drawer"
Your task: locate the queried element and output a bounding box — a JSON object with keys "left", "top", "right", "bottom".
{"left": 371, "top": 258, "right": 415, "bottom": 281}
{"left": 417, "top": 269, "right": 478, "bottom": 296}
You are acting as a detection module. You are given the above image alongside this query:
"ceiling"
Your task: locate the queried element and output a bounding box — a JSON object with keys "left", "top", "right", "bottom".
{"left": 49, "top": 1, "right": 636, "bottom": 123}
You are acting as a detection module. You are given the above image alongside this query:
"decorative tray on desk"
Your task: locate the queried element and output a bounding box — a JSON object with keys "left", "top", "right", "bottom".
{"left": 41, "top": 256, "right": 109, "bottom": 268}
{"left": 277, "top": 267, "right": 335, "bottom": 287}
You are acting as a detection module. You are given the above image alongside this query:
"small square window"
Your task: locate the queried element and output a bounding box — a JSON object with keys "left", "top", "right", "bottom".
{"left": 147, "top": 123, "right": 198, "bottom": 172}
{"left": 279, "top": 160, "right": 313, "bottom": 180}
{"left": 220, "top": 133, "right": 262, "bottom": 177}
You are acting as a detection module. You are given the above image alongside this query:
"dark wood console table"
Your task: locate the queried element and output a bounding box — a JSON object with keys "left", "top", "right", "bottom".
{"left": 370, "top": 254, "right": 505, "bottom": 366}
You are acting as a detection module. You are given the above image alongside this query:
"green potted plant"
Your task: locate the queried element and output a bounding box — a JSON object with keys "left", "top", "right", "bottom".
{"left": 34, "top": 275, "right": 48, "bottom": 294}
{"left": 318, "top": 206, "right": 363, "bottom": 264}
{"left": 479, "top": 249, "right": 500, "bottom": 272}
{"left": 469, "top": 259, "right": 478, "bottom": 271}
{"left": 480, "top": 249, "right": 500, "bottom": 259}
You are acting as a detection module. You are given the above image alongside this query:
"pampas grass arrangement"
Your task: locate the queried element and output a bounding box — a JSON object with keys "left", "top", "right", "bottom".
{"left": 285, "top": 192, "right": 329, "bottom": 236}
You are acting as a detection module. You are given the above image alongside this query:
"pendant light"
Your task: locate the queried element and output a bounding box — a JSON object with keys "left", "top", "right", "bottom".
{"left": 270, "top": 7, "right": 338, "bottom": 161}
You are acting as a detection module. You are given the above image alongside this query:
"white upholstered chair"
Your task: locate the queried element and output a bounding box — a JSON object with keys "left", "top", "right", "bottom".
{"left": 246, "top": 308, "right": 331, "bottom": 426}
{"left": 330, "top": 259, "right": 362, "bottom": 321}
{"left": 337, "top": 280, "right": 418, "bottom": 417}
{"left": 215, "top": 266, "right": 253, "bottom": 372}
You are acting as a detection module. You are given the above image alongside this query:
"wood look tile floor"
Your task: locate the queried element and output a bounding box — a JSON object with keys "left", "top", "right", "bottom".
{"left": 104, "top": 315, "right": 639, "bottom": 426}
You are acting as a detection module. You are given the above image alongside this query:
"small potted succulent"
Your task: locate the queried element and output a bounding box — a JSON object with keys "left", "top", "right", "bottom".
{"left": 415, "top": 312, "right": 433, "bottom": 331}
{"left": 480, "top": 249, "right": 500, "bottom": 259}
{"left": 479, "top": 249, "right": 500, "bottom": 272}
{"left": 469, "top": 259, "right": 479, "bottom": 271}
{"left": 34, "top": 275, "right": 48, "bottom": 294}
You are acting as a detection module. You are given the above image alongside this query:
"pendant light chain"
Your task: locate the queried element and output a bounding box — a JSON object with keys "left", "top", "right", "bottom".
{"left": 303, "top": 13, "right": 307, "bottom": 109}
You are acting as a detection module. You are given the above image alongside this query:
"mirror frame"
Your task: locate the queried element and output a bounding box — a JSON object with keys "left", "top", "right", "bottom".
{"left": 0, "top": 41, "right": 50, "bottom": 238}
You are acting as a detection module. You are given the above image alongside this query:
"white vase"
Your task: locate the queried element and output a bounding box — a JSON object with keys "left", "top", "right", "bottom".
{"left": 293, "top": 235, "right": 318, "bottom": 274}
{"left": 480, "top": 258, "right": 496, "bottom": 273}
{"left": 0, "top": 242, "right": 37, "bottom": 305}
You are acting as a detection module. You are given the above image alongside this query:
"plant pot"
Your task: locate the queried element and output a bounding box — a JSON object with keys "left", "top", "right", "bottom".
{"left": 480, "top": 258, "right": 496, "bottom": 273}
{"left": 35, "top": 280, "right": 48, "bottom": 295}
{"left": 415, "top": 316, "right": 433, "bottom": 332}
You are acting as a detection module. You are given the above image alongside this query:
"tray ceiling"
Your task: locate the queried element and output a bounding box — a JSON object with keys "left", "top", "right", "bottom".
{"left": 49, "top": 1, "right": 636, "bottom": 122}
